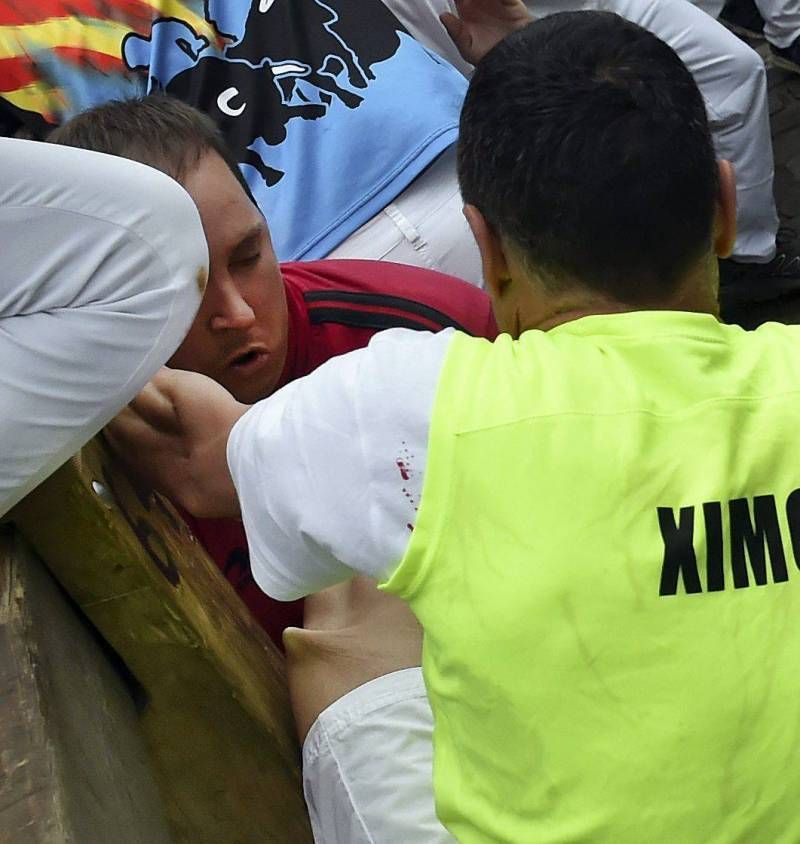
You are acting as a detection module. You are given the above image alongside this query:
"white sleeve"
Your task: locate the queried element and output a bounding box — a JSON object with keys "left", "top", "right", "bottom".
{"left": 227, "top": 327, "right": 455, "bottom": 601}
{"left": 0, "top": 138, "right": 208, "bottom": 516}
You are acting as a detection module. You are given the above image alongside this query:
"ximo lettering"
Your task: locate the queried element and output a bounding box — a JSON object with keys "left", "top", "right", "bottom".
{"left": 657, "top": 491, "right": 800, "bottom": 596}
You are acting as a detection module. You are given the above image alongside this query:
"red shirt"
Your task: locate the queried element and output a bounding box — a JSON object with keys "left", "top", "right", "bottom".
{"left": 186, "top": 259, "right": 498, "bottom": 648}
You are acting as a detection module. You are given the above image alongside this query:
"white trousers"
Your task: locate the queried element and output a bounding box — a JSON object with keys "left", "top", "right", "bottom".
{"left": 757, "top": 0, "right": 800, "bottom": 45}
{"left": 327, "top": 144, "right": 483, "bottom": 287}
{"left": 342, "top": 0, "right": 778, "bottom": 280}
{"left": 0, "top": 138, "right": 208, "bottom": 516}
{"left": 302, "top": 668, "right": 452, "bottom": 843}
{"left": 692, "top": 0, "right": 800, "bottom": 47}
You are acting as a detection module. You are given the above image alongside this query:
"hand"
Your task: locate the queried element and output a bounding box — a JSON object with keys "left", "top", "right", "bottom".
{"left": 440, "top": 0, "right": 532, "bottom": 66}
{"left": 104, "top": 368, "right": 249, "bottom": 519}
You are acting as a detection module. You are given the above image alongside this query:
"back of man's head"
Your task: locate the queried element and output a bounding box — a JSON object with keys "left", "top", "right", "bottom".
{"left": 457, "top": 11, "right": 719, "bottom": 304}
{"left": 49, "top": 95, "right": 253, "bottom": 198}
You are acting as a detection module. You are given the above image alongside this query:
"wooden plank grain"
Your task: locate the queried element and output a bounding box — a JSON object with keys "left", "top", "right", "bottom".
{"left": 0, "top": 528, "right": 172, "bottom": 844}
{"left": 8, "top": 439, "right": 312, "bottom": 844}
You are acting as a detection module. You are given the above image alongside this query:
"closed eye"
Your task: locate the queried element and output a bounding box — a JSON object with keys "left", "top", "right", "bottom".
{"left": 233, "top": 252, "right": 261, "bottom": 269}
{"left": 230, "top": 226, "right": 266, "bottom": 267}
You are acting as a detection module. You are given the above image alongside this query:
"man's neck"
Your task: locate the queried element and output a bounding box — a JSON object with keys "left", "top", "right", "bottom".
{"left": 520, "top": 264, "right": 719, "bottom": 335}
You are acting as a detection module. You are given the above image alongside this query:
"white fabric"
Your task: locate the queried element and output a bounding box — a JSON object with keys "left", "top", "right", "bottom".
{"left": 302, "top": 668, "right": 452, "bottom": 844}
{"left": 228, "top": 327, "right": 450, "bottom": 600}
{"left": 691, "top": 0, "right": 726, "bottom": 15}
{"left": 532, "top": 0, "right": 779, "bottom": 262}
{"left": 327, "top": 145, "right": 483, "bottom": 288}
{"left": 691, "top": 0, "right": 800, "bottom": 48}
{"left": 758, "top": 0, "right": 800, "bottom": 46}
{"left": 337, "top": 0, "right": 781, "bottom": 271}
{"left": 0, "top": 138, "right": 208, "bottom": 516}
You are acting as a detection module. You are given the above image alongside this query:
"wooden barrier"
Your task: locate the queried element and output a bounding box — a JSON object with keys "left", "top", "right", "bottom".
{"left": 8, "top": 438, "right": 312, "bottom": 843}
{"left": 0, "top": 528, "right": 172, "bottom": 843}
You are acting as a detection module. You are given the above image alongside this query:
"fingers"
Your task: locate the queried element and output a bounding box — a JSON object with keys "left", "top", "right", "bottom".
{"left": 440, "top": 11, "right": 473, "bottom": 62}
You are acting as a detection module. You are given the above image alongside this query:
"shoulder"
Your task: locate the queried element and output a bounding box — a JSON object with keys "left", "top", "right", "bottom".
{"left": 296, "top": 326, "right": 458, "bottom": 413}
{"left": 228, "top": 328, "right": 457, "bottom": 598}
{"left": 232, "top": 328, "right": 455, "bottom": 451}
{"left": 280, "top": 259, "right": 497, "bottom": 338}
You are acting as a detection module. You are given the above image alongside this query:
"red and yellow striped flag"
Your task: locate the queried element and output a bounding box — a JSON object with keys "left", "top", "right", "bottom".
{"left": 0, "top": 0, "right": 217, "bottom": 124}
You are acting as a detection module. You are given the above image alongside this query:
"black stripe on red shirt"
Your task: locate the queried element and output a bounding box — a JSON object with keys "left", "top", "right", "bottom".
{"left": 303, "top": 290, "right": 471, "bottom": 333}
{"left": 306, "top": 307, "right": 450, "bottom": 333}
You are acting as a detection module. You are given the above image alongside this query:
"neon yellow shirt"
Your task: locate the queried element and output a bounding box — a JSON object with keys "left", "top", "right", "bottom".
{"left": 384, "top": 311, "right": 800, "bottom": 843}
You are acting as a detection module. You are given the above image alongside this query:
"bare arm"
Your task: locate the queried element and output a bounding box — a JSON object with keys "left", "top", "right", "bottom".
{"left": 104, "top": 368, "right": 248, "bottom": 520}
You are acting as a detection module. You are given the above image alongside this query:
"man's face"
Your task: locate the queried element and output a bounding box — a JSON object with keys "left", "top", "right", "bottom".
{"left": 168, "top": 151, "right": 289, "bottom": 404}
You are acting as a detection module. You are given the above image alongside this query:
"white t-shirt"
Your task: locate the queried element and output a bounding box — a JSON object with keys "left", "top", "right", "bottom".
{"left": 227, "top": 327, "right": 456, "bottom": 600}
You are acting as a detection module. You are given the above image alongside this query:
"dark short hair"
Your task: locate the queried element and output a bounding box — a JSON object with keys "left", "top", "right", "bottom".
{"left": 457, "top": 12, "right": 719, "bottom": 303}
{"left": 48, "top": 95, "right": 254, "bottom": 198}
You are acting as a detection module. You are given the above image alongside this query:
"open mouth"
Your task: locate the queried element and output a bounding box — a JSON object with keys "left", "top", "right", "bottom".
{"left": 231, "top": 349, "right": 261, "bottom": 368}
{"left": 227, "top": 347, "right": 269, "bottom": 372}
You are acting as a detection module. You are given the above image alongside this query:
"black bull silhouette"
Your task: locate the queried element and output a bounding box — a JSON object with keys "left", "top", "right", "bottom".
{"left": 164, "top": 57, "right": 324, "bottom": 186}
{"left": 164, "top": 0, "right": 405, "bottom": 187}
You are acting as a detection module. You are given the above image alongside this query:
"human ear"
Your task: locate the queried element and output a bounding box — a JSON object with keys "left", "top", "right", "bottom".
{"left": 713, "top": 160, "right": 737, "bottom": 259}
{"left": 463, "top": 204, "right": 512, "bottom": 297}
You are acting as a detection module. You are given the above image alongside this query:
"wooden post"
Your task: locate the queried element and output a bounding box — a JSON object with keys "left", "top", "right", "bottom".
{"left": 0, "top": 528, "right": 172, "bottom": 843}
{"left": 8, "top": 439, "right": 312, "bottom": 843}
